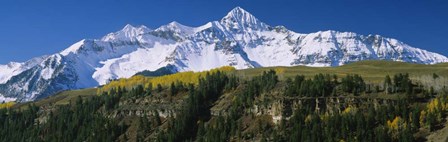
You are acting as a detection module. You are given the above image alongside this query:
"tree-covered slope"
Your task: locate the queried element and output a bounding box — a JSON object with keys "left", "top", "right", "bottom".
{"left": 2, "top": 63, "right": 448, "bottom": 141}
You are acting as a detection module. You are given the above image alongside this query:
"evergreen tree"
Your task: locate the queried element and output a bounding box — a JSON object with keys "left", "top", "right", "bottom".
{"left": 157, "top": 84, "right": 163, "bottom": 93}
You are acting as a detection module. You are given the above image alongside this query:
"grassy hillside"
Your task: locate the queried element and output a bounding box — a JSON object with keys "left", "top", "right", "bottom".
{"left": 12, "top": 88, "right": 98, "bottom": 110}
{"left": 237, "top": 60, "right": 448, "bottom": 83}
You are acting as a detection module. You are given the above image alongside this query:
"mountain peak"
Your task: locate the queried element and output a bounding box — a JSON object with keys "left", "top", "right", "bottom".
{"left": 122, "top": 24, "right": 135, "bottom": 30}
{"left": 154, "top": 21, "right": 197, "bottom": 37}
{"left": 165, "top": 21, "right": 194, "bottom": 32}
{"left": 102, "top": 24, "right": 151, "bottom": 42}
{"left": 223, "top": 7, "right": 250, "bottom": 18}
{"left": 60, "top": 39, "right": 86, "bottom": 56}
{"left": 222, "top": 7, "right": 256, "bottom": 22}
{"left": 120, "top": 24, "right": 151, "bottom": 33}
{"left": 167, "top": 21, "right": 182, "bottom": 26}
{"left": 221, "top": 7, "right": 269, "bottom": 31}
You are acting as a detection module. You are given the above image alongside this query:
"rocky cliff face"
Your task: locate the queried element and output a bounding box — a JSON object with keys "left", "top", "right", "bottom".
{"left": 211, "top": 93, "right": 399, "bottom": 125}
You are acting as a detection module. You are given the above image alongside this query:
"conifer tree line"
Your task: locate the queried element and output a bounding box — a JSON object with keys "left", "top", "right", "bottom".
{"left": 0, "top": 96, "right": 125, "bottom": 142}
{"left": 0, "top": 70, "right": 447, "bottom": 141}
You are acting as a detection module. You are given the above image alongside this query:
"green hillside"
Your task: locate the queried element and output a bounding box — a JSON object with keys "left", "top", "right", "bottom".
{"left": 237, "top": 60, "right": 448, "bottom": 83}
{"left": 13, "top": 88, "right": 98, "bottom": 110}
{"left": 2, "top": 60, "right": 448, "bottom": 141}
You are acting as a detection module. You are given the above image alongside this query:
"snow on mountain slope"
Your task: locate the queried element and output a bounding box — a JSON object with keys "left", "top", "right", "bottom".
{"left": 92, "top": 42, "right": 177, "bottom": 85}
{"left": 221, "top": 7, "right": 270, "bottom": 32}
{"left": 157, "top": 21, "right": 196, "bottom": 36}
{"left": 0, "top": 93, "right": 16, "bottom": 102}
{"left": 0, "top": 6, "right": 447, "bottom": 102}
{"left": 0, "top": 56, "right": 48, "bottom": 84}
{"left": 102, "top": 24, "right": 151, "bottom": 42}
{"left": 60, "top": 40, "right": 87, "bottom": 56}
{"left": 0, "top": 62, "right": 22, "bottom": 84}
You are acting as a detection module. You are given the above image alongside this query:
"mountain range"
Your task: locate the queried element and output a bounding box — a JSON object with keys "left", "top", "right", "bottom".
{"left": 1, "top": 7, "right": 447, "bottom": 102}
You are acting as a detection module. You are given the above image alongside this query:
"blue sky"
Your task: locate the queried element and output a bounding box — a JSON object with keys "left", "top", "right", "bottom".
{"left": 0, "top": 0, "right": 447, "bottom": 64}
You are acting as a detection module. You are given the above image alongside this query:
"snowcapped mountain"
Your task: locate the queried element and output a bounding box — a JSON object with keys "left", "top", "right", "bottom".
{"left": 1, "top": 7, "right": 447, "bottom": 102}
